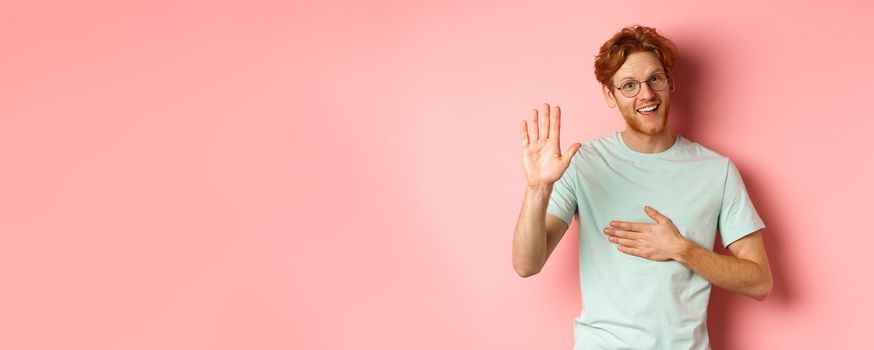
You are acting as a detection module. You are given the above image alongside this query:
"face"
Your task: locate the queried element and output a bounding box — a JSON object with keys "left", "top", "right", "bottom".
{"left": 602, "top": 51, "right": 672, "bottom": 136}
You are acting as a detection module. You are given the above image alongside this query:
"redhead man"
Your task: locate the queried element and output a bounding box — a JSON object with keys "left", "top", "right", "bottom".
{"left": 512, "top": 25, "right": 772, "bottom": 349}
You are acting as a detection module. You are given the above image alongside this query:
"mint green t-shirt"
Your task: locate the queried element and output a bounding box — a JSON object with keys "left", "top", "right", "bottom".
{"left": 546, "top": 131, "right": 765, "bottom": 350}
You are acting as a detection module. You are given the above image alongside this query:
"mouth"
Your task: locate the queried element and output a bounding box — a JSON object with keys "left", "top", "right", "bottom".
{"left": 636, "top": 103, "right": 660, "bottom": 117}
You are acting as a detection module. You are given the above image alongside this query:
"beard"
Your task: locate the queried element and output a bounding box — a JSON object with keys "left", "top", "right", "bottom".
{"left": 622, "top": 102, "right": 670, "bottom": 136}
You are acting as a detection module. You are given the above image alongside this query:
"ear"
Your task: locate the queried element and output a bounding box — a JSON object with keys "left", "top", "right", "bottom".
{"left": 602, "top": 84, "right": 617, "bottom": 108}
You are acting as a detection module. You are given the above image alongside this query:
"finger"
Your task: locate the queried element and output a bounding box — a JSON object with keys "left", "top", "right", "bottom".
{"left": 603, "top": 227, "right": 644, "bottom": 240}
{"left": 607, "top": 234, "right": 640, "bottom": 248}
{"left": 563, "top": 143, "right": 582, "bottom": 165}
{"left": 609, "top": 221, "right": 649, "bottom": 233}
{"left": 530, "top": 108, "right": 540, "bottom": 142}
{"left": 617, "top": 245, "right": 645, "bottom": 257}
{"left": 550, "top": 105, "right": 560, "bottom": 141}
{"left": 520, "top": 120, "right": 530, "bottom": 146}
{"left": 644, "top": 206, "right": 669, "bottom": 224}
{"left": 539, "top": 102, "right": 550, "bottom": 140}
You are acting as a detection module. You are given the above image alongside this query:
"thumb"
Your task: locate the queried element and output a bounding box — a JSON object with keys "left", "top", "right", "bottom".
{"left": 563, "top": 143, "right": 582, "bottom": 162}
{"left": 644, "top": 205, "right": 668, "bottom": 224}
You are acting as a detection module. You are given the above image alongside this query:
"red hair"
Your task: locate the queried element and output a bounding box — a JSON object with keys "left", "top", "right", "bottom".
{"left": 594, "top": 25, "right": 678, "bottom": 91}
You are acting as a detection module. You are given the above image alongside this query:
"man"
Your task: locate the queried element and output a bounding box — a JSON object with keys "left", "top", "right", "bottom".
{"left": 511, "top": 25, "right": 772, "bottom": 349}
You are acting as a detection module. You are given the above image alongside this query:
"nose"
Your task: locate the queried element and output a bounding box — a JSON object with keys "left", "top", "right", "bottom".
{"left": 638, "top": 81, "right": 656, "bottom": 99}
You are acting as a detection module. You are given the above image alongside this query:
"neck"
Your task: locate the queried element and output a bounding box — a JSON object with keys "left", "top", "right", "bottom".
{"left": 620, "top": 128, "right": 676, "bottom": 154}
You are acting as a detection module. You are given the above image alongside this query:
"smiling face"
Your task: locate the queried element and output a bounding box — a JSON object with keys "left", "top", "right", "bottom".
{"left": 602, "top": 51, "right": 672, "bottom": 136}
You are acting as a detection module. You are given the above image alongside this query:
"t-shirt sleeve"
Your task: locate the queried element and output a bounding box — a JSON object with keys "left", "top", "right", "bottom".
{"left": 546, "top": 159, "right": 578, "bottom": 226}
{"left": 717, "top": 159, "right": 766, "bottom": 248}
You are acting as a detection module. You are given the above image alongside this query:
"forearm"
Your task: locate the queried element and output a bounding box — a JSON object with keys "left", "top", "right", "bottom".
{"left": 674, "top": 239, "right": 772, "bottom": 301}
{"left": 512, "top": 185, "right": 552, "bottom": 276}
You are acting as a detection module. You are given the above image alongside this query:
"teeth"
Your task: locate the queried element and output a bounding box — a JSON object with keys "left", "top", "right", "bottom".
{"left": 637, "top": 104, "right": 658, "bottom": 113}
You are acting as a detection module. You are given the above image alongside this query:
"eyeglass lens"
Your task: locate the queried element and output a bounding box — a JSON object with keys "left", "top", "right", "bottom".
{"left": 619, "top": 73, "right": 668, "bottom": 97}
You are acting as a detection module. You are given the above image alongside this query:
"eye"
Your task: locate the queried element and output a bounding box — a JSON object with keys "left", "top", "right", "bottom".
{"left": 621, "top": 81, "right": 636, "bottom": 90}
{"left": 650, "top": 74, "right": 663, "bottom": 82}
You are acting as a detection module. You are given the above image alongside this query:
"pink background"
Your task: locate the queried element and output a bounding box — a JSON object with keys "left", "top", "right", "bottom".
{"left": 2, "top": 0, "right": 872, "bottom": 349}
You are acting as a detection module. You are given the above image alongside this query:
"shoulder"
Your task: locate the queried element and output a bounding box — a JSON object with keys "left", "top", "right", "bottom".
{"left": 677, "top": 138, "right": 754, "bottom": 188}
{"left": 677, "top": 136, "right": 724, "bottom": 158}
{"left": 556, "top": 133, "right": 617, "bottom": 181}
{"left": 570, "top": 132, "right": 621, "bottom": 160}
{"left": 675, "top": 135, "right": 733, "bottom": 166}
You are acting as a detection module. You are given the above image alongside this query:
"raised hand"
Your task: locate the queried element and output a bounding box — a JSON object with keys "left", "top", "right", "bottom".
{"left": 520, "top": 103, "right": 582, "bottom": 188}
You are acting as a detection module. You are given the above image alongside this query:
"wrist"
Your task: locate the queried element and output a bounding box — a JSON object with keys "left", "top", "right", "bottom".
{"left": 673, "top": 237, "right": 695, "bottom": 264}
{"left": 526, "top": 183, "right": 553, "bottom": 193}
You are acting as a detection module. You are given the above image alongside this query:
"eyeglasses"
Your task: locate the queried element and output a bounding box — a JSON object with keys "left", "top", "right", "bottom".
{"left": 613, "top": 72, "right": 671, "bottom": 98}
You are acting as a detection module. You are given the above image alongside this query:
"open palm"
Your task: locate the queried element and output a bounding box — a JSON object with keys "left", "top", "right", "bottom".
{"left": 520, "top": 103, "right": 581, "bottom": 188}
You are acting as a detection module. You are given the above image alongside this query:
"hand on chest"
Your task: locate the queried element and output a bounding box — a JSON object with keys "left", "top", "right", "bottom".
{"left": 580, "top": 163, "right": 723, "bottom": 247}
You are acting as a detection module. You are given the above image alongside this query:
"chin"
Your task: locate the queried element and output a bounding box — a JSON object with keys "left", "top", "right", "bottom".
{"left": 636, "top": 126, "right": 664, "bottom": 135}
{"left": 625, "top": 114, "right": 667, "bottom": 135}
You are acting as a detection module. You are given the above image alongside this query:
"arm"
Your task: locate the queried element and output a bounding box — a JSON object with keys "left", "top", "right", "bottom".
{"left": 675, "top": 229, "right": 773, "bottom": 301}
{"left": 513, "top": 102, "right": 580, "bottom": 278}
{"left": 512, "top": 184, "right": 570, "bottom": 277}
{"left": 604, "top": 207, "right": 773, "bottom": 301}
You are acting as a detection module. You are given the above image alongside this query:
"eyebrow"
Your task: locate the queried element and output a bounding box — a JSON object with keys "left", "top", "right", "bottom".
{"left": 616, "top": 70, "right": 666, "bottom": 83}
